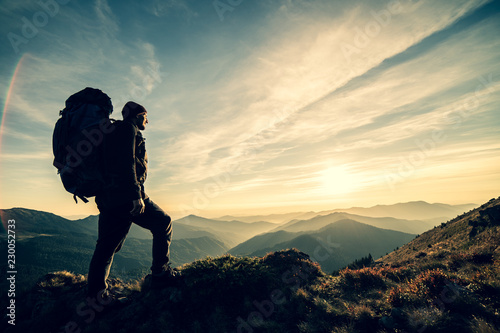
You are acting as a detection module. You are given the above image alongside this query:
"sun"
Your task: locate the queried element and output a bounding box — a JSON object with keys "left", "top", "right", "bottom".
{"left": 318, "top": 165, "right": 358, "bottom": 196}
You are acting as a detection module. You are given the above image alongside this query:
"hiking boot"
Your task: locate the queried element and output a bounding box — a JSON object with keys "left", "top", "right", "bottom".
{"left": 104, "top": 290, "right": 129, "bottom": 304}
{"left": 151, "top": 266, "right": 182, "bottom": 289}
{"left": 86, "top": 289, "right": 128, "bottom": 308}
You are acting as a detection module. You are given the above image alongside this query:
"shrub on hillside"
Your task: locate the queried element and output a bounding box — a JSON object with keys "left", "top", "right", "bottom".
{"left": 387, "top": 269, "right": 461, "bottom": 307}
{"left": 412, "top": 269, "right": 458, "bottom": 299}
{"left": 336, "top": 267, "right": 387, "bottom": 293}
{"left": 451, "top": 251, "right": 494, "bottom": 266}
{"left": 379, "top": 265, "right": 417, "bottom": 283}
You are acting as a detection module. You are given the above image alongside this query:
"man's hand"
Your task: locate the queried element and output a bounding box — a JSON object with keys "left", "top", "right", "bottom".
{"left": 130, "top": 198, "right": 145, "bottom": 216}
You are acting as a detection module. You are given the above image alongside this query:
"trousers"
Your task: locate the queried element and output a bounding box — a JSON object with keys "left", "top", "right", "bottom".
{"left": 87, "top": 198, "right": 172, "bottom": 295}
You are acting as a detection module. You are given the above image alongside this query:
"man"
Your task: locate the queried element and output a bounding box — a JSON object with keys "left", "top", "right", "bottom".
{"left": 87, "top": 101, "right": 179, "bottom": 299}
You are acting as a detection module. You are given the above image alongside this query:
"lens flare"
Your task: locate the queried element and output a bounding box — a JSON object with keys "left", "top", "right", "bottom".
{"left": 1, "top": 54, "right": 26, "bottom": 227}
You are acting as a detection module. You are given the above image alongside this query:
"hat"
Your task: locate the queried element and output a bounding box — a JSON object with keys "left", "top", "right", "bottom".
{"left": 122, "top": 101, "right": 147, "bottom": 119}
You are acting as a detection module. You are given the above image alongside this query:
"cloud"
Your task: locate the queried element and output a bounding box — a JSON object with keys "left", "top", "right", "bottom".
{"left": 0, "top": 150, "right": 51, "bottom": 162}
{"left": 94, "top": 0, "right": 120, "bottom": 36}
{"left": 149, "top": 0, "right": 197, "bottom": 19}
{"left": 1, "top": 0, "right": 498, "bottom": 214}
{"left": 155, "top": 0, "right": 495, "bottom": 188}
{"left": 1, "top": 5, "right": 163, "bottom": 128}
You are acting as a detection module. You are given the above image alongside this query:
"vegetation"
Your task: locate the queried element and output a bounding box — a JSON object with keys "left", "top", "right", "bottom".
{"left": 3, "top": 197, "right": 500, "bottom": 332}
{"left": 344, "top": 253, "right": 374, "bottom": 271}
{"left": 6, "top": 245, "right": 499, "bottom": 332}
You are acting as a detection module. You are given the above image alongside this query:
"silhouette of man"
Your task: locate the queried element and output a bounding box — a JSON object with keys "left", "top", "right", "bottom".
{"left": 87, "top": 101, "right": 179, "bottom": 299}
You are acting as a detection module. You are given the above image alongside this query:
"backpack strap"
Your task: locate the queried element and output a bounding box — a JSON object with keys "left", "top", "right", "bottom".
{"left": 73, "top": 194, "right": 89, "bottom": 204}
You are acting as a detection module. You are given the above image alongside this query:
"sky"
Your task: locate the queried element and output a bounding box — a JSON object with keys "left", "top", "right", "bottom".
{"left": 0, "top": 0, "right": 499, "bottom": 219}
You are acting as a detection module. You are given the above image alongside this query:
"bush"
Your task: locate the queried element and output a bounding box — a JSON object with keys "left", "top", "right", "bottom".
{"left": 469, "top": 317, "right": 499, "bottom": 333}
{"left": 412, "top": 269, "right": 457, "bottom": 299}
{"left": 337, "top": 267, "right": 387, "bottom": 292}
{"left": 387, "top": 269, "right": 462, "bottom": 308}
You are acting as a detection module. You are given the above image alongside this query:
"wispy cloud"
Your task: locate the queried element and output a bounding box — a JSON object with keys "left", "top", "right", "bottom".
{"left": 148, "top": 0, "right": 197, "bottom": 19}
{"left": 155, "top": 0, "right": 496, "bottom": 187}
{"left": 94, "top": 0, "right": 120, "bottom": 36}
{"left": 0, "top": 0, "right": 498, "bottom": 215}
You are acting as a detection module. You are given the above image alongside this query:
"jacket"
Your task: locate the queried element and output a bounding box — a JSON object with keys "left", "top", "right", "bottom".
{"left": 95, "top": 119, "right": 148, "bottom": 209}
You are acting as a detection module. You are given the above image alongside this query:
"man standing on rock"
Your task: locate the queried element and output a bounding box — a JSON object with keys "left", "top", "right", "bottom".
{"left": 87, "top": 101, "right": 180, "bottom": 299}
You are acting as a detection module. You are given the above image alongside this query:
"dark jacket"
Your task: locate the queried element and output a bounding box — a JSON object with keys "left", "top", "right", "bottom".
{"left": 96, "top": 119, "right": 148, "bottom": 209}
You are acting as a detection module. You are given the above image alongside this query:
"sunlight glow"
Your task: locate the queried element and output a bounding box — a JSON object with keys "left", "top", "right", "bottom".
{"left": 318, "top": 165, "right": 359, "bottom": 196}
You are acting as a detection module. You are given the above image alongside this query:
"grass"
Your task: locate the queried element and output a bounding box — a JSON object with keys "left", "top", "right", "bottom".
{"left": 6, "top": 197, "right": 500, "bottom": 333}
{"left": 5, "top": 246, "right": 500, "bottom": 333}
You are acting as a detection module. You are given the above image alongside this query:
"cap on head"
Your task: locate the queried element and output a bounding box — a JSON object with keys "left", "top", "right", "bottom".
{"left": 122, "top": 101, "right": 147, "bottom": 119}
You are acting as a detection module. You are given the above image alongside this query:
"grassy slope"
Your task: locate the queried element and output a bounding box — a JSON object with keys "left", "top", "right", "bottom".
{"left": 5, "top": 197, "right": 500, "bottom": 333}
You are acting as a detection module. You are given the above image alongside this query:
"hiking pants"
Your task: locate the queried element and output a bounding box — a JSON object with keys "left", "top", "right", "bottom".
{"left": 87, "top": 198, "right": 172, "bottom": 296}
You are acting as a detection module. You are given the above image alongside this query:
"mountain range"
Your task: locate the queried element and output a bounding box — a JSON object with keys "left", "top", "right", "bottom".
{"left": 228, "top": 219, "right": 416, "bottom": 272}
{"left": 0, "top": 208, "right": 234, "bottom": 287}
{"left": 0, "top": 201, "right": 477, "bottom": 289}
{"left": 268, "top": 211, "right": 434, "bottom": 234}
{"left": 4, "top": 196, "right": 498, "bottom": 333}
{"left": 215, "top": 201, "right": 477, "bottom": 224}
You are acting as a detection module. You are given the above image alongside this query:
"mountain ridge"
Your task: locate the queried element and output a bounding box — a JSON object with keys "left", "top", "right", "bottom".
{"left": 2, "top": 197, "right": 499, "bottom": 332}
{"left": 0, "top": 208, "right": 232, "bottom": 288}
{"left": 270, "top": 211, "right": 433, "bottom": 234}
{"left": 174, "top": 214, "right": 278, "bottom": 245}
{"left": 213, "top": 201, "right": 478, "bottom": 224}
{"left": 378, "top": 196, "right": 500, "bottom": 266}
{"left": 239, "top": 219, "right": 416, "bottom": 272}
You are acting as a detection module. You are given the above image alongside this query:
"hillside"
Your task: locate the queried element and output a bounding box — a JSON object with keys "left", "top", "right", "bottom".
{"left": 0, "top": 208, "right": 97, "bottom": 237}
{"left": 77, "top": 214, "right": 223, "bottom": 242}
{"left": 229, "top": 230, "right": 299, "bottom": 255}
{"left": 242, "top": 219, "right": 416, "bottom": 272}
{"left": 378, "top": 197, "right": 500, "bottom": 266}
{"left": 175, "top": 214, "right": 277, "bottom": 245}
{"left": 6, "top": 249, "right": 325, "bottom": 333}
{"left": 0, "top": 208, "right": 231, "bottom": 290}
{"left": 0, "top": 209, "right": 230, "bottom": 245}
{"left": 2, "top": 197, "right": 499, "bottom": 332}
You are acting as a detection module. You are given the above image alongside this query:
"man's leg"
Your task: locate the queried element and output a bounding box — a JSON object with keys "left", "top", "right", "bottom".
{"left": 87, "top": 205, "right": 132, "bottom": 296}
{"left": 133, "top": 198, "right": 172, "bottom": 274}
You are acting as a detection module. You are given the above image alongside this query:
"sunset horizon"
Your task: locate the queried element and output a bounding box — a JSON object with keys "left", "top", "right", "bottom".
{"left": 1, "top": 0, "right": 499, "bottom": 220}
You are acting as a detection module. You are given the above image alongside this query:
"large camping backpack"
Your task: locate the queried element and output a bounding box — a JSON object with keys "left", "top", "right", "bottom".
{"left": 52, "top": 87, "right": 114, "bottom": 203}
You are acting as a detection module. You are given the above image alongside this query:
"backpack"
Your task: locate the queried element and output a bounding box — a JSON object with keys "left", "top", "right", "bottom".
{"left": 52, "top": 87, "right": 114, "bottom": 203}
